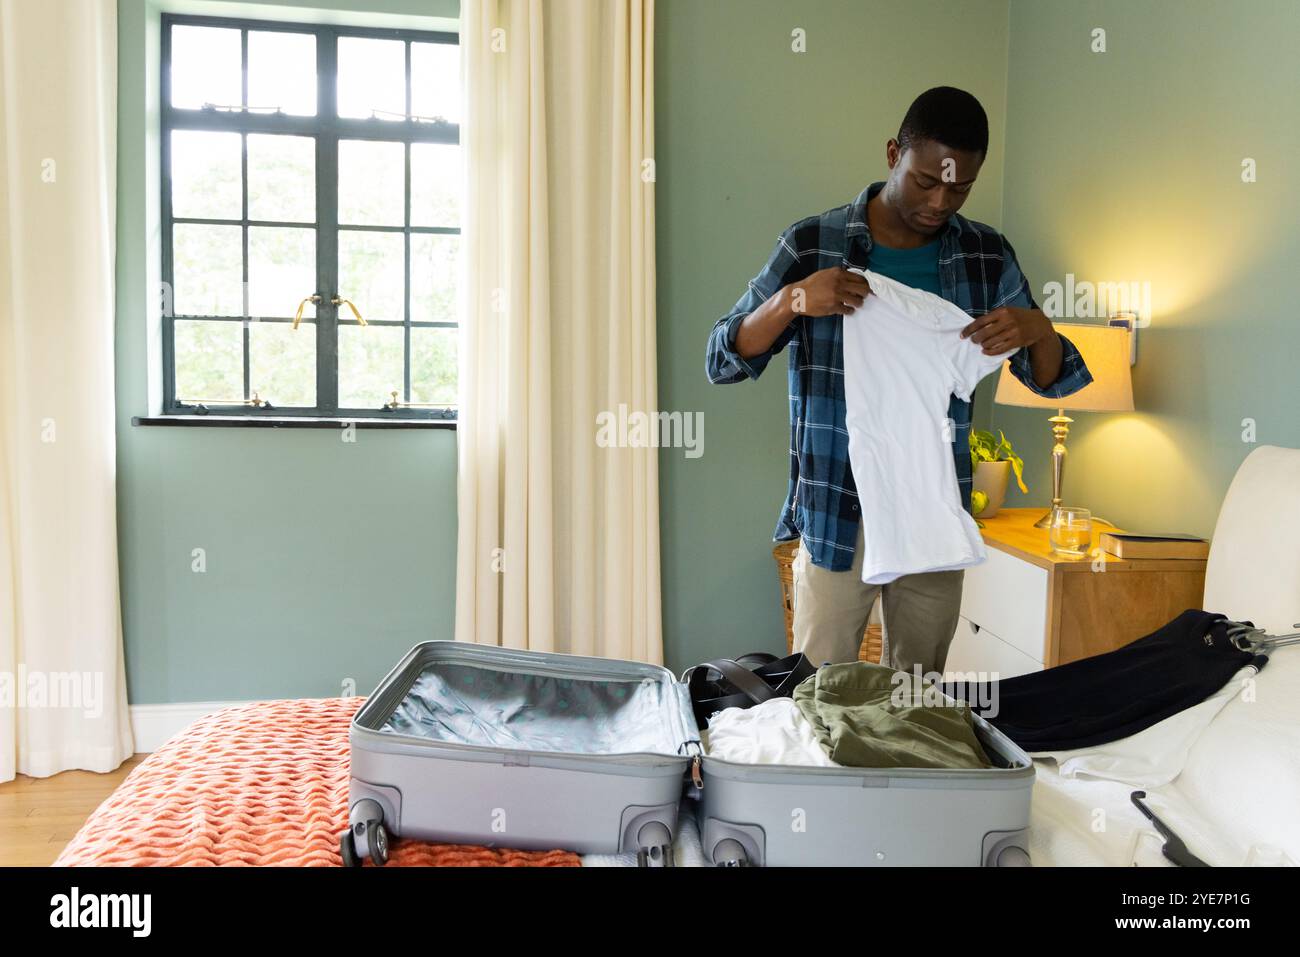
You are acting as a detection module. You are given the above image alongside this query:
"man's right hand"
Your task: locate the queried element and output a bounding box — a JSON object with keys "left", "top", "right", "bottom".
{"left": 733, "top": 267, "right": 873, "bottom": 361}
{"left": 789, "top": 267, "right": 872, "bottom": 317}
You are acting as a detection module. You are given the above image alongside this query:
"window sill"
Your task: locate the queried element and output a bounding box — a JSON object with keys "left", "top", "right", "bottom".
{"left": 132, "top": 415, "right": 456, "bottom": 430}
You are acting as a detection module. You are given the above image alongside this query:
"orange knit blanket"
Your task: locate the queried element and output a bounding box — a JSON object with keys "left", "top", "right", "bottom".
{"left": 54, "top": 697, "right": 580, "bottom": 867}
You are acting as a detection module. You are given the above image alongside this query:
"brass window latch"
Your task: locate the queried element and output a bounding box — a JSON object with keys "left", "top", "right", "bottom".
{"left": 292, "top": 295, "right": 366, "bottom": 329}
{"left": 178, "top": 391, "right": 271, "bottom": 413}
{"left": 333, "top": 296, "right": 366, "bottom": 326}
{"left": 385, "top": 391, "right": 456, "bottom": 416}
{"left": 292, "top": 295, "right": 321, "bottom": 330}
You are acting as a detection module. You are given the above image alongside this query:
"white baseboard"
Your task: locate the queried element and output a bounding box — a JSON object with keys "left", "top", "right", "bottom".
{"left": 129, "top": 700, "right": 255, "bottom": 753}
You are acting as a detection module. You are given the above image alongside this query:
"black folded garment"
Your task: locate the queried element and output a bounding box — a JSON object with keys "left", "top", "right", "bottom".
{"left": 940, "top": 609, "right": 1265, "bottom": 753}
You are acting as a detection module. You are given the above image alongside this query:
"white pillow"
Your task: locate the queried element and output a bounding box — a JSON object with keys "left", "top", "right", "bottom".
{"left": 1169, "top": 645, "right": 1300, "bottom": 863}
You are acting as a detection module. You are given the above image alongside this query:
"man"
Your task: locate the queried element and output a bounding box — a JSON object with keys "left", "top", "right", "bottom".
{"left": 706, "top": 86, "right": 1093, "bottom": 675}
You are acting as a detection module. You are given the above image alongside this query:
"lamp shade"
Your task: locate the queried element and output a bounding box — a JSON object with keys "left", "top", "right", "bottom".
{"left": 993, "top": 323, "right": 1135, "bottom": 412}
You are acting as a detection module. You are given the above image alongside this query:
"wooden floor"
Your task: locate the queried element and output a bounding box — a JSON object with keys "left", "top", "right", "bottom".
{"left": 0, "top": 756, "right": 146, "bottom": 866}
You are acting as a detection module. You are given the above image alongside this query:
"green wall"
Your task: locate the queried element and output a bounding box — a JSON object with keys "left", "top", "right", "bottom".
{"left": 116, "top": 0, "right": 459, "bottom": 704}
{"left": 994, "top": 0, "right": 1300, "bottom": 536}
{"left": 654, "top": 0, "right": 1014, "bottom": 672}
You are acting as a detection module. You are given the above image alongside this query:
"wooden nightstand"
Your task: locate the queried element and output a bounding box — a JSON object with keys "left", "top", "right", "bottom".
{"left": 943, "top": 507, "right": 1207, "bottom": 678}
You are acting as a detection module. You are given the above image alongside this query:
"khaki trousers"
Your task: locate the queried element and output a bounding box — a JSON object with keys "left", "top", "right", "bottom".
{"left": 791, "top": 523, "right": 964, "bottom": 675}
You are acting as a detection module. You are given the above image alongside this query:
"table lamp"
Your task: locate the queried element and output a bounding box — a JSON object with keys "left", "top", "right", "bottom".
{"left": 992, "top": 323, "right": 1135, "bottom": 528}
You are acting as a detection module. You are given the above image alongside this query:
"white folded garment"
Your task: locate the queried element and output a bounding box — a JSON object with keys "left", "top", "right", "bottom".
{"left": 704, "top": 697, "right": 838, "bottom": 767}
{"left": 841, "top": 269, "right": 1016, "bottom": 584}
{"left": 1028, "top": 665, "right": 1257, "bottom": 787}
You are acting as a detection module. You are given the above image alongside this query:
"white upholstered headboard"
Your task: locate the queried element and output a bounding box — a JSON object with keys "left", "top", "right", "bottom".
{"left": 1202, "top": 444, "right": 1300, "bottom": 634}
{"left": 1174, "top": 444, "right": 1300, "bottom": 863}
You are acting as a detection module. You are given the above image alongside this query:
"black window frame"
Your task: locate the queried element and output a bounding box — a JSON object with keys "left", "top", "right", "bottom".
{"left": 160, "top": 11, "right": 460, "bottom": 421}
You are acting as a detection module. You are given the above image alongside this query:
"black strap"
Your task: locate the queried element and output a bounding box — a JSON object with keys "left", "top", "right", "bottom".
{"left": 685, "top": 652, "right": 817, "bottom": 727}
{"left": 751, "top": 653, "right": 817, "bottom": 695}
{"left": 700, "top": 658, "right": 777, "bottom": 705}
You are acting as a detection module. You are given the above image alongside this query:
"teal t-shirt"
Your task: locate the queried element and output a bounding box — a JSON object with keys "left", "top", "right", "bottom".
{"left": 866, "top": 236, "right": 942, "bottom": 295}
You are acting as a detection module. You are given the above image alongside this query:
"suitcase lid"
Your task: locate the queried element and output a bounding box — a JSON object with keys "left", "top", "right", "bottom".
{"left": 355, "top": 640, "right": 703, "bottom": 760}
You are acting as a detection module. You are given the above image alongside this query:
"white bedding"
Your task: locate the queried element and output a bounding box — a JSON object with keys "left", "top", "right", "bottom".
{"left": 1028, "top": 760, "right": 1240, "bottom": 866}
{"left": 1029, "top": 647, "right": 1300, "bottom": 867}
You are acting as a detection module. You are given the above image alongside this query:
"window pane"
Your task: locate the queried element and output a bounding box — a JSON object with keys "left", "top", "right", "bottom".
{"left": 173, "top": 224, "right": 244, "bottom": 316}
{"left": 410, "top": 234, "right": 458, "bottom": 323}
{"left": 248, "top": 227, "right": 315, "bottom": 320}
{"left": 410, "top": 327, "right": 456, "bottom": 406}
{"left": 247, "top": 31, "right": 317, "bottom": 116}
{"left": 338, "top": 140, "right": 405, "bottom": 226}
{"left": 170, "top": 131, "right": 241, "bottom": 220}
{"left": 170, "top": 25, "right": 241, "bottom": 110}
{"left": 175, "top": 320, "right": 243, "bottom": 401}
{"left": 339, "top": 230, "right": 404, "bottom": 323}
{"left": 410, "top": 143, "right": 460, "bottom": 228}
{"left": 337, "top": 37, "right": 405, "bottom": 120}
{"left": 411, "top": 41, "right": 460, "bottom": 124}
{"left": 248, "top": 134, "right": 315, "bottom": 223}
{"left": 339, "top": 325, "right": 404, "bottom": 409}
{"left": 250, "top": 321, "right": 316, "bottom": 407}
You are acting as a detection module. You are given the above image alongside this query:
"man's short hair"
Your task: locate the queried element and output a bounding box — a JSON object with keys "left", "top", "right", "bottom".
{"left": 897, "top": 87, "right": 989, "bottom": 157}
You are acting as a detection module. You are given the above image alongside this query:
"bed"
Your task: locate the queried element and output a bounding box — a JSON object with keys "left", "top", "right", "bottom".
{"left": 1027, "top": 445, "right": 1300, "bottom": 867}
{"left": 54, "top": 697, "right": 579, "bottom": 867}
{"left": 58, "top": 657, "right": 1294, "bottom": 868}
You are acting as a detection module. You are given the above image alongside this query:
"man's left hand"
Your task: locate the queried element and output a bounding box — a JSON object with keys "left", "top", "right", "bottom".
{"left": 960, "top": 306, "right": 1051, "bottom": 356}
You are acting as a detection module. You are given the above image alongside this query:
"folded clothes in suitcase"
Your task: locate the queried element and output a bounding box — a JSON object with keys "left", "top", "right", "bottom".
{"left": 345, "top": 641, "right": 1035, "bottom": 867}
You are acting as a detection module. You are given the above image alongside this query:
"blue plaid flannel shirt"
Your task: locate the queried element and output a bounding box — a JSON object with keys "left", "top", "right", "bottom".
{"left": 706, "top": 182, "right": 1094, "bottom": 572}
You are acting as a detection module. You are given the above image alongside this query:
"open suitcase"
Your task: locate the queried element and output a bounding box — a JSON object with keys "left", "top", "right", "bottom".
{"left": 344, "top": 640, "right": 1035, "bottom": 867}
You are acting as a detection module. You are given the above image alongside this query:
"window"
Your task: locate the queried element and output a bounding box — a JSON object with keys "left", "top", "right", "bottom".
{"left": 161, "top": 14, "right": 460, "bottom": 420}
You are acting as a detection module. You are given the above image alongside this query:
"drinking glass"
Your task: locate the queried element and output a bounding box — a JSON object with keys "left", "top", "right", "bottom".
{"left": 1050, "top": 506, "right": 1092, "bottom": 558}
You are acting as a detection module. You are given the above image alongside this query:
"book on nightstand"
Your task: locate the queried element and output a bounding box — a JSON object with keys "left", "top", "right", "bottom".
{"left": 1099, "top": 531, "right": 1210, "bottom": 560}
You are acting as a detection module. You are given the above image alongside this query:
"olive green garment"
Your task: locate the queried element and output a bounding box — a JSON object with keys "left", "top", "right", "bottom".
{"left": 793, "top": 662, "right": 992, "bottom": 769}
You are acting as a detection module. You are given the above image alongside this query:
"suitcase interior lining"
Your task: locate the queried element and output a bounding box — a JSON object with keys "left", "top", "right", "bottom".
{"left": 379, "top": 661, "right": 686, "bottom": 755}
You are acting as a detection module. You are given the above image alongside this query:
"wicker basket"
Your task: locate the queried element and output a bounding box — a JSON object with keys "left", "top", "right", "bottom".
{"left": 773, "top": 539, "right": 884, "bottom": 664}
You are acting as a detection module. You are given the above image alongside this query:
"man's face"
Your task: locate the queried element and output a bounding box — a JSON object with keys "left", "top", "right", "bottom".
{"left": 884, "top": 138, "right": 983, "bottom": 235}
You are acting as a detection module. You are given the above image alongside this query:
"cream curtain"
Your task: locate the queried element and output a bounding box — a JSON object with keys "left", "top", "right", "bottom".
{"left": 0, "top": 0, "right": 133, "bottom": 780}
{"left": 456, "top": 0, "right": 662, "bottom": 662}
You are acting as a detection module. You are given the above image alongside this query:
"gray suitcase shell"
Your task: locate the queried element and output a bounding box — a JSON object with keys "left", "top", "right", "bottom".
{"left": 695, "top": 709, "right": 1034, "bottom": 867}
{"left": 348, "top": 640, "right": 699, "bottom": 864}
{"left": 346, "top": 640, "right": 1034, "bottom": 867}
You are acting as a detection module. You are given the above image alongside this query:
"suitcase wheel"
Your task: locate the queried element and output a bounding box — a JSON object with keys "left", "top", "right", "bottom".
{"left": 346, "top": 798, "right": 392, "bottom": 867}
{"left": 340, "top": 829, "right": 361, "bottom": 868}
{"left": 352, "top": 819, "right": 390, "bottom": 867}
{"left": 636, "top": 844, "right": 674, "bottom": 867}
{"left": 993, "top": 844, "right": 1031, "bottom": 867}
{"left": 712, "top": 838, "right": 750, "bottom": 867}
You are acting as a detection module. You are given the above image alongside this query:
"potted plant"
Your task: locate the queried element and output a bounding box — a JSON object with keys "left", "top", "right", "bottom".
{"left": 969, "top": 429, "right": 1027, "bottom": 519}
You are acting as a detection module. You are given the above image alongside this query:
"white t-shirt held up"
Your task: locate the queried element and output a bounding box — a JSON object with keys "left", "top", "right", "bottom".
{"left": 842, "top": 268, "right": 1017, "bottom": 585}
